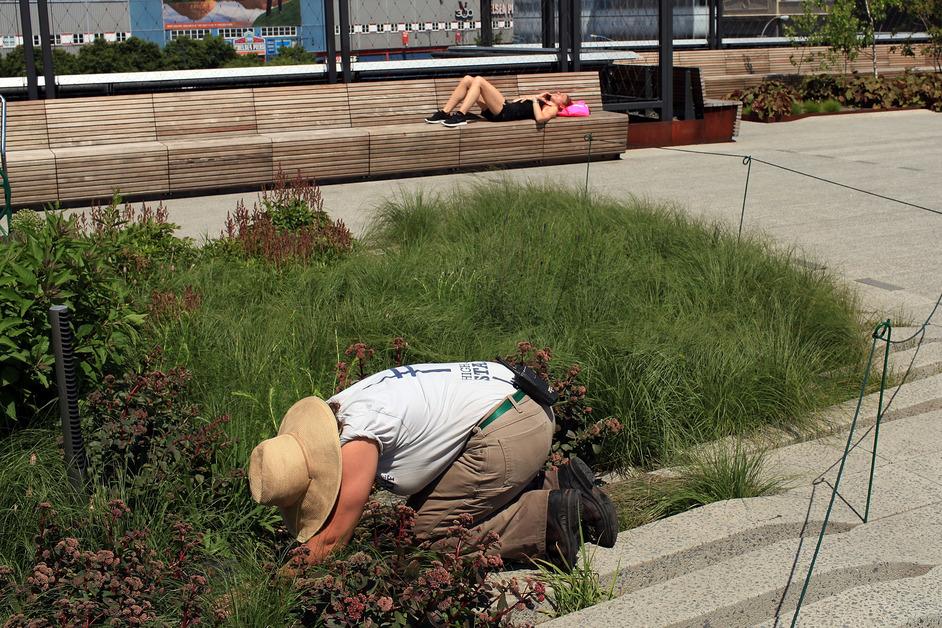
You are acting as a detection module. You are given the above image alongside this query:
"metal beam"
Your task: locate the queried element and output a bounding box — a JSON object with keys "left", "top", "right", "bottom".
{"left": 17, "top": 0, "right": 38, "bottom": 99}
{"left": 324, "top": 0, "right": 337, "bottom": 83}
{"left": 36, "top": 0, "right": 56, "bottom": 98}
{"left": 338, "top": 0, "right": 352, "bottom": 83}
{"left": 659, "top": 0, "right": 673, "bottom": 121}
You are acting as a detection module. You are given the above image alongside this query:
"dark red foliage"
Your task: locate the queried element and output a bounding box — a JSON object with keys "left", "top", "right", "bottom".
{"left": 148, "top": 285, "right": 202, "bottom": 323}
{"left": 291, "top": 502, "right": 545, "bottom": 627}
{"left": 83, "top": 354, "right": 240, "bottom": 506}
{"left": 219, "top": 173, "right": 352, "bottom": 267}
{"left": 2, "top": 503, "right": 209, "bottom": 627}
{"left": 506, "top": 342, "right": 622, "bottom": 467}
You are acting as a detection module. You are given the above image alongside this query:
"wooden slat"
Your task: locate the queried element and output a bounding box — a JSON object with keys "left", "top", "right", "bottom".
{"left": 254, "top": 84, "right": 352, "bottom": 133}
{"left": 53, "top": 142, "right": 169, "bottom": 201}
{"left": 726, "top": 50, "right": 771, "bottom": 75}
{"left": 348, "top": 80, "right": 438, "bottom": 127}
{"left": 5, "top": 149, "right": 57, "bottom": 206}
{"left": 5, "top": 101, "right": 49, "bottom": 151}
{"left": 267, "top": 128, "right": 369, "bottom": 179}
{"left": 543, "top": 113, "right": 627, "bottom": 160}
{"left": 516, "top": 71, "right": 603, "bottom": 110}
{"left": 367, "top": 123, "right": 458, "bottom": 174}
{"left": 45, "top": 95, "right": 156, "bottom": 148}
{"left": 163, "top": 135, "right": 272, "bottom": 191}
{"left": 433, "top": 75, "right": 519, "bottom": 113}
{"left": 458, "top": 119, "right": 543, "bottom": 168}
{"left": 154, "top": 88, "right": 258, "bottom": 139}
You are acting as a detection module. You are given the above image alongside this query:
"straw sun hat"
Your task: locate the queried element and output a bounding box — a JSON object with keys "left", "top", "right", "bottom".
{"left": 248, "top": 396, "right": 342, "bottom": 542}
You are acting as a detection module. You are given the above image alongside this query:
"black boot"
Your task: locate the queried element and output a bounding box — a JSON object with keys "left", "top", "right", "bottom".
{"left": 545, "top": 489, "right": 581, "bottom": 570}
{"left": 557, "top": 456, "right": 619, "bottom": 548}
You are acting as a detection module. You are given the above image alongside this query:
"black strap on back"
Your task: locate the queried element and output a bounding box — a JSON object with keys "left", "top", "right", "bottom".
{"left": 495, "top": 357, "right": 559, "bottom": 406}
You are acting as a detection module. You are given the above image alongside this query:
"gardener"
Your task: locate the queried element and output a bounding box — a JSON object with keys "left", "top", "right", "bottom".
{"left": 248, "top": 361, "right": 618, "bottom": 569}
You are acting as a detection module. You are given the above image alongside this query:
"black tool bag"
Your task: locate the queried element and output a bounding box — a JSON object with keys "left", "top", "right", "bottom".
{"left": 496, "top": 357, "right": 559, "bottom": 406}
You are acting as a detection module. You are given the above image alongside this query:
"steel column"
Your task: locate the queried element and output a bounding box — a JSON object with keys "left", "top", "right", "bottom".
{"left": 17, "top": 0, "right": 38, "bottom": 99}
{"left": 324, "top": 0, "right": 337, "bottom": 83}
{"left": 708, "top": 0, "right": 717, "bottom": 49}
{"left": 659, "top": 0, "right": 673, "bottom": 121}
{"left": 480, "top": 0, "right": 493, "bottom": 46}
{"left": 716, "top": 0, "right": 724, "bottom": 48}
{"left": 338, "top": 0, "right": 352, "bottom": 83}
{"left": 36, "top": 0, "right": 56, "bottom": 98}
{"left": 569, "top": 0, "right": 581, "bottom": 71}
{"left": 557, "top": 0, "right": 570, "bottom": 71}
{"left": 541, "top": 0, "right": 555, "bottom": 49}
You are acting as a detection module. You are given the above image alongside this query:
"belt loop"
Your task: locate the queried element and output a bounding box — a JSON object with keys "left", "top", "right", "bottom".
{"left": 509, "top": 389, "right": 526, "bottom": 411}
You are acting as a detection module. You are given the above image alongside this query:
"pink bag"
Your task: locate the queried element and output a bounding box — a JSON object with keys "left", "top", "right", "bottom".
{"left": 558, "top": 100, "right": 590, "bottom": 117}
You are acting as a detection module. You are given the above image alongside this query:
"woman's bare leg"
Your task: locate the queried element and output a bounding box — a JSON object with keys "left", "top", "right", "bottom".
{"left": 457, "top": 76, "right": 505, "bottom": 115}
{"left": 442, "top": 75, "right": 475, "bottom": 113}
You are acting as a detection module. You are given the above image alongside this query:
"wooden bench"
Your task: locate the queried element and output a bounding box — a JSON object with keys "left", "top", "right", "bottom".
{"left": 617, "top": 44, "right": 933, "bottom": 99}
{"left": 3, "top": 71, "right": 627, "bottom": 207}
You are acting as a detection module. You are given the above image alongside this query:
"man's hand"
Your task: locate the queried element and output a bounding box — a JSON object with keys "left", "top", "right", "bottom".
{"left": 298, "top": 438, "right": 379, "bottom": 565}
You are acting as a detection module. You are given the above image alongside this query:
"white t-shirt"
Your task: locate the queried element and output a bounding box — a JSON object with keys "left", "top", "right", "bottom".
{"left": 327, "top": 361, "right": 517, "bottom": 495}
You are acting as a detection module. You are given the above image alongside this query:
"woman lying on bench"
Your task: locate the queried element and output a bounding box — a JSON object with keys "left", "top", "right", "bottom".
{"left": 426, "top": 75, "right": 572, "bottom": 128}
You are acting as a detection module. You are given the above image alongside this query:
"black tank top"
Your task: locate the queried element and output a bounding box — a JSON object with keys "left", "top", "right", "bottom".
{"left": 500, "top": 99, "right": 537, "bottom": 121}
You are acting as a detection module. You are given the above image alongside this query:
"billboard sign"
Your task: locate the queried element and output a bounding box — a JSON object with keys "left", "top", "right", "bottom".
{"left": 234, "top": 33, "right": 266, "bottom": 55}
{"left": 163, "top": 0, "right": 299, "bottom": 31}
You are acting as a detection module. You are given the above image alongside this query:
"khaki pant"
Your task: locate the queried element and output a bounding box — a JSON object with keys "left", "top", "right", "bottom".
{"left": 407, "top": 394, "right": 555, "bottom": 559}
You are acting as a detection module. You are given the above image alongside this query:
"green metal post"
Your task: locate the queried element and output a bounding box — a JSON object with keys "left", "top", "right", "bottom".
{"left": 864, "top": 320, "right": 892, "bottom": 522}
{"left": 790, "top": 324, "right": 882, "bottom": 627}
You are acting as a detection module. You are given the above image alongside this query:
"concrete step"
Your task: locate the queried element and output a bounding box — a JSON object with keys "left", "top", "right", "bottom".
{"left": 752, "top": 565, "right": 942, "bottom": 628}
{"left": 547, "top": 501, "right": 942, "bottom": 628}
{"left": 542, "top": 397, "right": 942, "bottom": 626}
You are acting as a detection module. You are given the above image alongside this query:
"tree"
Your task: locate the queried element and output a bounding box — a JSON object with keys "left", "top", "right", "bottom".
{"left": 906, "top": 0, "right": 942, "bottom": 71}
{"left": 162, "top": 35, "right": 237, "bottom": 70}
{"left": 792, "top": 0, "right": 904, "bottom": 76}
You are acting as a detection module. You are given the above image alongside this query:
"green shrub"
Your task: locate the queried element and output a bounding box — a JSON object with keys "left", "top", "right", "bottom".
{"left": 0, "top": 213, "right": 144, "bottom": 426}
{"left": 9, "top": 209, "right": 43, "bottom": 235}
{"left": 822, "top": 98, "right": 842, "bottom": 112}
{"left": 641, "top": 444, "right": 786, "bottom": 520}
{"left": 791, "top": 100, "right": 804, "bottom": 115}
{"left": 534, "top": 536, "right": 617, "bottom": 617}
{"left": 801, "top": 100, "right": 823, "bottom": 113}
{"left": 81, "top": 195, "right": 196, "bottom": 284}
{"left": 799, "top": 74, "right": 844, "bottom": 101}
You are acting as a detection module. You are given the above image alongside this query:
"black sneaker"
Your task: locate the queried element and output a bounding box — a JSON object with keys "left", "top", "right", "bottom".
{"left": 545, "top": 489, "right": 581, "bottom": 570}
{"left": 442, "top": 112, "right": 471, "bottom": 128}
{"left": 425, "top": 109, "right": 450, "bottom": 124}
{"left": 557, "top": 456, "right": 619, "bottom": 548}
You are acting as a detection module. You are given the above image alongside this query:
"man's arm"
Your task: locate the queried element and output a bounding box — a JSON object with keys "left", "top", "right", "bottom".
{"left": 299, "top": 438, "right": 379, "bottom": 564}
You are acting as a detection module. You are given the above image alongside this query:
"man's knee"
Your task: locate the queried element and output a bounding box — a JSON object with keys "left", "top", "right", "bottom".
{"left": 461, "top": 75, "right": 474, "bottom": 84}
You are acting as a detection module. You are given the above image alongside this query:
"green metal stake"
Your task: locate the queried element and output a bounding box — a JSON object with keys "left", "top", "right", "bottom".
{"left": 790, "top": 323, "right": 883, "bottom": 628}
{"left": 864, "top": 320, "right": 892, "bottom": 523}
{"left": 584, "top": 132, "right": 594, "bottom": 197}
{"left": 738, "top": 155, "right": 752, "bottom": 241}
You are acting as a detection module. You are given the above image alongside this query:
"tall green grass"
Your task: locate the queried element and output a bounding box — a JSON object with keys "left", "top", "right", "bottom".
{"left": 155, "top": 181, "right": 866, "bottom": 471}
